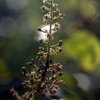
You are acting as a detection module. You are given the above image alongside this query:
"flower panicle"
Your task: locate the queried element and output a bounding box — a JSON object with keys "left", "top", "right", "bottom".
{"left": 11, "top": 0, "right": 64, "bottom": 100}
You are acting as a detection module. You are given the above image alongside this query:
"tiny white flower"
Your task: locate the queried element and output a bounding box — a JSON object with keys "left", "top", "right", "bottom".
{"left": 43, "top": 0, "right": 48, "bottom": 3}
{"left": 36, "top": 24, "right": 55, "bottom": 41}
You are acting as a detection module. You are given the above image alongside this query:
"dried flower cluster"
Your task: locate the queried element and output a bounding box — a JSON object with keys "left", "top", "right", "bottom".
{"left": 10, "top": 0, "right": 64, "bottom": 100}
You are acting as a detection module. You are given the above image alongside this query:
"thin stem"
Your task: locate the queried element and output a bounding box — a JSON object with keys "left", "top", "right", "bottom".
{"left": 41, "top": 0, "right": 53, "bottom": 82}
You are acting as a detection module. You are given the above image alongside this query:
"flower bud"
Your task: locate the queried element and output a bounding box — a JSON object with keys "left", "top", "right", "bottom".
{"left": 37, "top": 28, "right": 42, "bottom": 32}
{"left": 41, "top": 5, "right": 48, "bottom": 11}
{"left": 27, "top": 62, "right": 33, "bottom": 66}
{"left": 58, "top": 40, "right": 63, "bottom": 46}
{"left": 21, "top": 67, "right": 27, "bottom": 75}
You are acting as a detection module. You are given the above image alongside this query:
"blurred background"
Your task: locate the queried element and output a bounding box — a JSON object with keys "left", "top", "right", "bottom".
{"left": 0, "top": 0, "right": 100, "bottom": 100}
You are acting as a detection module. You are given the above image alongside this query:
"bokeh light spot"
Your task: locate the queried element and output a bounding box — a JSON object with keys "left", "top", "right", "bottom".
{"left": 6, "top": 0, "right": 29, "bottom": 10}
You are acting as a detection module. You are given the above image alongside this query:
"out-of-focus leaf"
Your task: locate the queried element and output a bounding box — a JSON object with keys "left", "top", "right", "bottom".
{"left": 58, "top": 72, "right": 77, "bottom": 89}
{"left": 61, "top": 0, "right": 79, "bottom": 10}
{"left": 79, "top": 0, "right": 96, "bottom": 18}
{"left": 66, "top": 95, "right": 80, "bottom": 100}
{"left": 0, "top": 59, "right": 11, "bottom": 78}
{"left": 63, "top": 29, "right": 100, "bottom": 72}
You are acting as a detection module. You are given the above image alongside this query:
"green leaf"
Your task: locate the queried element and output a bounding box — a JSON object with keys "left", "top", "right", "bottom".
{"left": 63, "top": 29, "right": 100, "bottom": 72}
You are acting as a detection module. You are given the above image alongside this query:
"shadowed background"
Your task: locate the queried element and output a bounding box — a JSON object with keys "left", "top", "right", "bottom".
{"left": 0, "top": 0, "right": 100, "bottom": 100}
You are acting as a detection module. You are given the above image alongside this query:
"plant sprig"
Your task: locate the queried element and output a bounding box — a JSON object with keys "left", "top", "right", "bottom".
{"left": 10, "top": 0, "right": 64, "bottom": 100}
